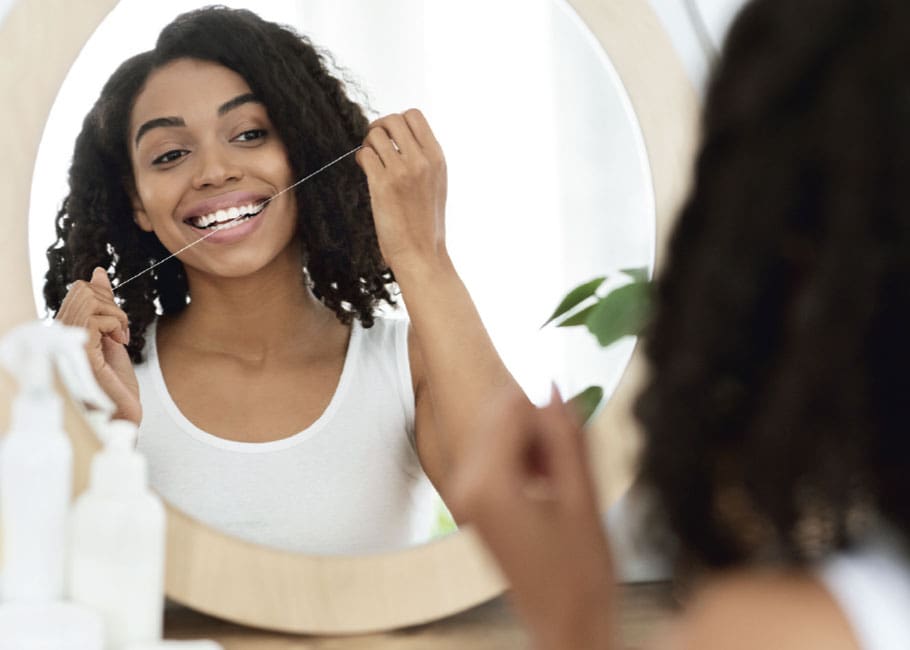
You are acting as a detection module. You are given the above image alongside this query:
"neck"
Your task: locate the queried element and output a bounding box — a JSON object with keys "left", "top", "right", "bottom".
{"left": 169, "top": 249, "right": 339, "bottom": 360}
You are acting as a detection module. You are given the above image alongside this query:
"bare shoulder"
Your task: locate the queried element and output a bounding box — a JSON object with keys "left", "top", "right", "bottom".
{"left": 649, "top": 570, "right": 859, "bottom": 650}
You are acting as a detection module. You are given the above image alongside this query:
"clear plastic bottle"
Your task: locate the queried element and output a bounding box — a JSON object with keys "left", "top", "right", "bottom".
{"left": 69, "top": 419, "right": 166, "bottom": 648}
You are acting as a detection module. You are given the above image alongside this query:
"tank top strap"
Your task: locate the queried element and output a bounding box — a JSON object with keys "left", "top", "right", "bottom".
{"left": 816, "top": 528, "right": 910, "bottom": 650}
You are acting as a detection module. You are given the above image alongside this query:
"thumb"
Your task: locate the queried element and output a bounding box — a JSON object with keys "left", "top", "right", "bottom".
{"left": 90, "top": 266, "right": 128, "bottom": 346}
{"left": 91, "top": 267, "right": 112, "bottom": 291}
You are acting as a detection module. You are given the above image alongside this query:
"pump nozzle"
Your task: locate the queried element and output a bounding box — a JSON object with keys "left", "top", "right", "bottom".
{"left": 90, "top": 419, "right": 146, "bottom": 494}
{"left": 0, "top": 320, "right": 114, "bottom": 420}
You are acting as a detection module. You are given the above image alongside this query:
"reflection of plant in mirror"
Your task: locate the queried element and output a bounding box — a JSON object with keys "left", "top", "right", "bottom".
{"left": 431, "top": 496, "right": 458, "bottom": 538}
{"left": 428, "top": 269, "right": 652, "bottom": 538}
{"left": 544, "top": 267, "right": 653, "bottom": 422}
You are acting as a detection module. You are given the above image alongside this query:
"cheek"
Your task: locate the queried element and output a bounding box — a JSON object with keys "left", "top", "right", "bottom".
{"left": 267, "top": 146, "right": 295, "bottom": 188}
{"left": 136, "top": 177, "right": 178, "bottom": 222}
{"left": 273, "top": 161, "right": 295, "bottom": 189}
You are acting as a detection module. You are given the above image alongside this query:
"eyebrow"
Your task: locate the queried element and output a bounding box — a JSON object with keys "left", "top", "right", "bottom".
{"left": 134, "top": 93, "right": 262, "bottom": 147}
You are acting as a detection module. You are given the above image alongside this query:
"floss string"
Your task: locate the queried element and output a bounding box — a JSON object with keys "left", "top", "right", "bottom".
{"left": 114, "top": 144, "right": 363, "bottom": 293}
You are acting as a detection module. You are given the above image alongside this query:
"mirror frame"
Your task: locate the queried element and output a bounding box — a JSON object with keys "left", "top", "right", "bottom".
{"left": 0, "top": 0, "right": 698, "bottom": 634}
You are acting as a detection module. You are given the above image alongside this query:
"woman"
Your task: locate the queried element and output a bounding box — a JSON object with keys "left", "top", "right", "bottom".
{"left": 452, "top": 0, "right": 910, "bottom": 647}
{"left": 47, "top": 7, "right": 519, "bottom": 554}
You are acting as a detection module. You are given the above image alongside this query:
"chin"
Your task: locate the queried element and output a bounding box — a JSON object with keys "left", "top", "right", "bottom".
{"left": 191, "top": 247, "right": 301, "bottom": 283}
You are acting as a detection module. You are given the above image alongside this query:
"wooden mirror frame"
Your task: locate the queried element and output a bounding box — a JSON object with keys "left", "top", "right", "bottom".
{"left": 0, "top": 0, "right": 697, "bottom": 634}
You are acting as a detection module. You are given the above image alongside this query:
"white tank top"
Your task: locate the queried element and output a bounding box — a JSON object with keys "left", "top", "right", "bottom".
{"left": 817, "top": 528, "right": 910, "bottom": 650}
{"left": 134, "top": 316, "right": 438, "bottom": 555}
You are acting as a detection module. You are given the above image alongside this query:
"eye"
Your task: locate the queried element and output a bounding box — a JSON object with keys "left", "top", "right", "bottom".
{"left": 234, "top": 129, "right": 267, "bottom": 143}
{"left": 151, "top": 149, "right": 188, "bottom": 166}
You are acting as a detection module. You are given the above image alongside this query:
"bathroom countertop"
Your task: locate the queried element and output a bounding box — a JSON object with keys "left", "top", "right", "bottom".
{"left": 164, "top": 581, "right": 677, "bottom": 649}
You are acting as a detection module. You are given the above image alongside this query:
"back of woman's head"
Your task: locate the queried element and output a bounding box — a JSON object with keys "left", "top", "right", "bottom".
{"left": 45, "top": 6, "right": 392, "bottom": 361}
{"left": 635, "top": 0, "right": 910, "bottom": 571}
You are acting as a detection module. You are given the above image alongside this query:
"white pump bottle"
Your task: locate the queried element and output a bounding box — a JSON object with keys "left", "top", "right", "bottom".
{"left": 69, "top": 418, "right": 166, "bottom": 648}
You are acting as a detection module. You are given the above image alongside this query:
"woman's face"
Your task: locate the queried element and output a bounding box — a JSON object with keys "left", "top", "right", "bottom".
{"left": 128, "top": 58, "right": 297, "bottom": 280}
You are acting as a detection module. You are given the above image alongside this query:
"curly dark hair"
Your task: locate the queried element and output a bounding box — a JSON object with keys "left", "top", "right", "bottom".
{"left": 635, "top": 0, "right": 910, "bottom": 571}
{"left": 44, "top": 6, "right": 395, "bottom": 362}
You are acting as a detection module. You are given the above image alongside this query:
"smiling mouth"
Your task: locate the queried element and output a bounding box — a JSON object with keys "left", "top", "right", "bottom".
{"left": 185, "top": 201, "right": 267, "bottom": 232}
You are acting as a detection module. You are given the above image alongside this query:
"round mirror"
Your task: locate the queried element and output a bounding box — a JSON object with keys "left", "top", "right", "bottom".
{"left": 28, "top": 0, "right": 653, "bottom": 555}
{"left": 1, "top": 0, "right": 697, "bottom": 633}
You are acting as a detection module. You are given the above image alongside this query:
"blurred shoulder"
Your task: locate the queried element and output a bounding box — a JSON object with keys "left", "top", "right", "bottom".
{"left": 649, "top": 570, "right": 860, "bottom": 650}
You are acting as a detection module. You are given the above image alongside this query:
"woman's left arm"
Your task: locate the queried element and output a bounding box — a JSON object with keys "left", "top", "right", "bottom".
{"left": 356, "top": 109, "right": 528, "bottom": 494}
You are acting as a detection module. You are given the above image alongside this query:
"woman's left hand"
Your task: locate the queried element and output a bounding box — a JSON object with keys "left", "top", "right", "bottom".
{"left": 356, "top": 109, "right": 447, "bottom": 274}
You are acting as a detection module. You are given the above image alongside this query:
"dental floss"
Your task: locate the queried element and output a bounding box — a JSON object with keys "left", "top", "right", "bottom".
{"left": 114, "top": 144, "right": 364, "bottom": 292}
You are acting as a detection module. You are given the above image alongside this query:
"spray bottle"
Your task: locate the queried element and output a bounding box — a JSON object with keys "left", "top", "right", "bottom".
{"left": 0, "top": 320, "right": 111, "bottom": 648}
{"left": 0, "top": 320, "right": 113, "bottom": 600}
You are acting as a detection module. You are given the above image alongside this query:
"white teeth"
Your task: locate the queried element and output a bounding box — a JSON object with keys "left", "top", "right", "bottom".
{"left": 189, "top": 202, "right": 265, "bottom": 229}
{"left": 214, "top": 218, "right": 245, "bottom": 232}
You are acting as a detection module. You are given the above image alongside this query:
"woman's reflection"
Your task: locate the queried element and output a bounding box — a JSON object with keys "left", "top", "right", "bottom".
{"left": 44, "top": 6, "right": 524, "bottom": 554}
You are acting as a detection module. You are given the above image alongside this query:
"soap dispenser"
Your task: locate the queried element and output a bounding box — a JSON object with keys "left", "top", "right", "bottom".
{"left": 69, "top": 418, "right": 166, "bottom": 649}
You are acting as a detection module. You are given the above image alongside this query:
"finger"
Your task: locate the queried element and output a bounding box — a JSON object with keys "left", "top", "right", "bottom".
{"left": 83, "top": 284, "right": 125, "bottom": 315}
{"left": 372, "top": 113, "right": 422, "bottom": 158}
{"left": 88, "top": 269, "right": 129, "bottom": 342}
{"left": 90, "top": 266, "right": 113, "bottom": 293}
{"left": 77, "top": 283, "right": 124, "bottom": 311}
{"left": 72, "top": 292, "right": 129, "bottom": 340}
{"left": 364, "top": 125, "right": 405, "bottom": 170}
{"left": 355, "top": 145, "right": 385, "bottom": 177}
{"left": 90, "top": 314, "right": 130, "bottom": 346}
{"left": 88, "top": 268, "right": 123, "bottom": 311}
{"left": 538, "top": 385, "right": 592, "bottom": 497}
{"left": 402, "top": 108, "right": 443, "bottom": 158}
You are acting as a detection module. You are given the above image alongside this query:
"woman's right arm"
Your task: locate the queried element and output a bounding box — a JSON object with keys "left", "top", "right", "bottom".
{"left": 55, "top": 266, "right": 141, "bottom": 424}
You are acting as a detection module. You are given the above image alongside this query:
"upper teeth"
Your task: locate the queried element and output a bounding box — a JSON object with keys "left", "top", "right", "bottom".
{"left": 190, "top": 202, "right": 264, "bottom": 228}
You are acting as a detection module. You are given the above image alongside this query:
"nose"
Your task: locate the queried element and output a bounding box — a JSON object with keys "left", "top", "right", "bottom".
{"left": 192, "top": 145, "right": 243, "bottom": 189}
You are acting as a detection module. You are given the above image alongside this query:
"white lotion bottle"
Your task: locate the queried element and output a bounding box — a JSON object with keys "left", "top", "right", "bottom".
{"left": 69, "top": 419, "right": 166, "bottom": 649}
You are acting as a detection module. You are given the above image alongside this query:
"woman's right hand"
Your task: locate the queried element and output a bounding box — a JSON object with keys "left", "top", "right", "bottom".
{"left": 55, "top": 267, "right": 141, "bottom": 424}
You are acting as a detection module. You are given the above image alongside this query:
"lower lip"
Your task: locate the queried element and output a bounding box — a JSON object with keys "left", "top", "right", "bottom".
{"left": 189, "top": 204, "right": 269, "bottom": 245}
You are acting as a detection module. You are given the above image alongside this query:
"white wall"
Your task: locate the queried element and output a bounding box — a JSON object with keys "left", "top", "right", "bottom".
{"left": 0, "top": 0, "right": 15, "bottom": 27}
{"left": 648, "top": 0, "right": 750, "bottom": 92}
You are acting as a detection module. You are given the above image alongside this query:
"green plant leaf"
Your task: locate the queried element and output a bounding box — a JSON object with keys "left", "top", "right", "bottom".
{"left": 585, "top": 281, "right": 652, "bottom": 348}
{"left": 555, "top": 304, "right": 596, "bottom": 328}
{"left": 567, "top": 385, "right": 604, "bottom": 423}
{"left": 542, "top": 276, "right": 606, "bottom": 328}
{"left": 620, "top": 266, "right": 650, "bottom": 283}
